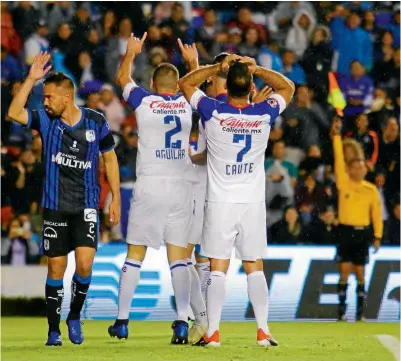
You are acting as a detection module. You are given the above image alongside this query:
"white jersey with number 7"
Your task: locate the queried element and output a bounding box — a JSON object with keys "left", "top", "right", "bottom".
{"left": 189, "top": 89, "right": 287, "bottom": 203}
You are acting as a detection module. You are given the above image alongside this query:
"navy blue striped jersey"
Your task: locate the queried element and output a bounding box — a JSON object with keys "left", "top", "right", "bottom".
{"left": 25, "top": 107, "right": 115, "bottom": 212}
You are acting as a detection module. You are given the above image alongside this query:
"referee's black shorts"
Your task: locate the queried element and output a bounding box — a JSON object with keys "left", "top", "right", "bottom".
{"left": 335, "top": 225, "right": 372, "bottom": 265}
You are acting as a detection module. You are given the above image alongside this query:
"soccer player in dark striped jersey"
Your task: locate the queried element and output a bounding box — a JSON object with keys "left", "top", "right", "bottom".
{"left": 7, "top": 53, "right": 121, "bottom": 346}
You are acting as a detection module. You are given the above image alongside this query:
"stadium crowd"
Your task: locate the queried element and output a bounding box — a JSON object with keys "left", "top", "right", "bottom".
{"left": 1, "top": 1, "right": 400, "bottom": 264}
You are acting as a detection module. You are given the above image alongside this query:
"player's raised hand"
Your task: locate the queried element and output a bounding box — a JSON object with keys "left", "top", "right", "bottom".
{"left": 239, "top": 56, "right": 257, "bottom": 74}
{"left": 331, "top": 117, "right": 342, "bottom": 136}
{"left": 252, "top": 85, "right": 274, "bottom": 104}
{"left": 28, "top": 52, "right": 52, "bottom": 81}
{"left": 220, "top": 54, "right": 242, "bottom": 73}
{"left": 177, "top": 39, "right": 198, "bottom": 64}
{"left": 108, "top": 197, "right": 121, "bottom": 228}
{"left": 126, "top": 32, "right": 147, "bottom": 55}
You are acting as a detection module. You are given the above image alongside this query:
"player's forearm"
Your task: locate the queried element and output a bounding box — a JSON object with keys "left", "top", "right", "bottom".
{"left": 116, "top": 51, "right": 135, "bottom": 88}
{"left": 179, "top": 64, "right": 220, "bottom": 91}
{"left": 103, "top": 152, "right": 121, "bottom": 201}
{"left": 8, "top": 76, "right": 35, "bottom": 123}
{"left": 186, "top": 58, "right": 199, "bottom": 72}
{"left": 333, "top": 135, "right": 347, "bottom": 188}
{"left": 254, "top": 66, "right": 295, "bottom": 103}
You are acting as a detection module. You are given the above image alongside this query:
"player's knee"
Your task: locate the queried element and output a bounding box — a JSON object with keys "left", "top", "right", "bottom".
{"left": 127, "top": 244, "right": 146, "bottom": 261}
{"left": 47, "top": 262, "right": 66, "bottom": 280}
{"left": 242, "top": 260, "right": 261, "bottom": 275}
{"left": 75, "top": 263, "right": 93, "bottom": 278}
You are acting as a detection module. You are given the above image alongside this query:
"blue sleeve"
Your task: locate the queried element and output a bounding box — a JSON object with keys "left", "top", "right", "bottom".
{"left": 330, "top": 18, "right": 344, "bottom": 50}
{"left": 298, "top": 67, "right": 306, "bottom": 85}
{"left": 190, "top": 90, "right": 220, "bottom": 122}
{"left": 256, "top": 97, "right": 283, "bottom": 125}
{"left": 126, "top": 86, "right": 149, "bottom": 111}
{"left": 363, "top": 31, "right": 373, "bottom": 71}
{"left": 25, "top": 109, "right": 49, "bottom": 134}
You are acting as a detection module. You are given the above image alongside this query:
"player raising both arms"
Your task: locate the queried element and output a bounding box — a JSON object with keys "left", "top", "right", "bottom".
{"left": 179, "top": 55, "right": 294, "bottom": 347}
{"left": 108, "top": 34, "right": 206, "bottom": 345}
{"left": 7, "top": 53, "right": 121, "bottom": 346}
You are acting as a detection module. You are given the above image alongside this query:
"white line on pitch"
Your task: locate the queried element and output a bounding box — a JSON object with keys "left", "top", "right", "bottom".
{"left": 376, "top": 335, "right": 400, "bottom": 361}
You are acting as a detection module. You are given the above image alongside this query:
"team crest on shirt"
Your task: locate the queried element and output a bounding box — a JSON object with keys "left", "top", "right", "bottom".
{"left": 267, "top": 98, "right": 278, "bottom": 108}
{"left": 86, "top": 130, "right": 96, "bottom": 142}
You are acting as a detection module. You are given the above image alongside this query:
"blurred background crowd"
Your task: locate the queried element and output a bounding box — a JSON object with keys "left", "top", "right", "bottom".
{"left": 1, "top": 1, "right": 400, "bottom": 265}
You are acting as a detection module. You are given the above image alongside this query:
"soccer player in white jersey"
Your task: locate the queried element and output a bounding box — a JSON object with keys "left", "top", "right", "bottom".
{"left": 107, "top": 33, "right": 205, "bottom": 344}
{"left": 179, "top": 55, "right": 295, "bottom": 347}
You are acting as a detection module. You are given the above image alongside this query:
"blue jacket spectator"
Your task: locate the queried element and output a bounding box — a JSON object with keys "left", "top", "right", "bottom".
{"left": 339, "top": 60, "right": 374, "bottom": 118}
{"left": 1, "top": 47, "right": 22, "bottom": 83}
{"left": 385, "top": 10, "right": 400, "bottom": 47}
{"left": 330, "top": 13, "right": 373, "bottom": 75}
{"left": 281, "top": 50, "right": 306, "bottom": 85}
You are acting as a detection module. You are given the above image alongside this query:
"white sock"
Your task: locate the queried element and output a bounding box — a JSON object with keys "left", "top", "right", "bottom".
{"left": 206, "top": 271, "right": 226, "bottom": 337}
{"left": 117, "top": 258, "right": 142, "bottom": 320}
{"left": 170, "top": 260, "right": 190, "bottom": 322}
{"left": 187, "top": 259, "right": 207, "bottom": 325}
{"left": 247, "top": 271, "right": 269, "bottom": 334}
{"left": 196, "top": 261, "right": 210, "bottom": 304}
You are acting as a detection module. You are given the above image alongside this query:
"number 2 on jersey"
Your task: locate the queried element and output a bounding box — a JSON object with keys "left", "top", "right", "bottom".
{"left": 164, "top": 115, "right": 182, "bottom": 149}
{"left": 233, "top": 134, "right": 251, "bottom": 162}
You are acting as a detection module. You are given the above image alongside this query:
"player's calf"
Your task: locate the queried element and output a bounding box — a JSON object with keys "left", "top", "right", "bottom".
{"left": 45, "top": 276, "right": 64, "bottom": 345}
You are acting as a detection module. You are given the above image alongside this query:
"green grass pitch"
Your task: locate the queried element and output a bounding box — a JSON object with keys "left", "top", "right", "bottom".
{"left": 1, "top": 318, "right": 399, "bottom": 361}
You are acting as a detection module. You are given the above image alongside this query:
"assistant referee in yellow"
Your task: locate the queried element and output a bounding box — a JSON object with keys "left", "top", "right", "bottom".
{"left": 332, "top": 118, "right": 382, "bottom": 321}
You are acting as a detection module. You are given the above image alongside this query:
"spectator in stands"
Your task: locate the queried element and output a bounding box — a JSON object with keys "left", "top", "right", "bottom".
{"left": 47, "top": 1, "right": 75, "bottom": 34}
{"left": 387, "top": 200, "right": 400, "bottom": 245}
{"left": 285, "top": 9, "right": 316, "bottom": 59}
{"left": 85, "top": 92, "right": 103, "bottom": 114}
{"left": 160, "top": 3, "right": 189, "bottom": 42}
{"left": 224, "top": 27, "right": 242, "bottom": 55}
{"left": 1, "top": 217, "right": 37, "bottom": 265}
{"left": 361, "top": 10, "right": 379, "bottom": 44}
{"left": 301, "top": 26, "right": 332, "bottom": 104}
{"left": 281, "top": 50, "right": 306, "bottom": 85}
{"left": 385, "top": 6, "right": 400, "bottom": 47}
{"left": 1, "top": 2, "right": 23, "bottom": 57}
{"left": 377, "top": 117, "right": 400, "bottom": 194}
{"left": 98, "top": 84, "right": 125, "bottom": 133}
{"left": 321, "top": 164, "right": 338, "bottom": 209}
{"left": 269, "top": 205, "right": 306, "bottom": 244}
{"left": 50, "top": 22, "right": 72, "bottom": 54}
{"left": 115, "top": 124, "right": 138, "bottom": 184}
{"left": 12, "top": 1, "right": 40, "bottom": 40}
{"left": 374, "top": 30, "right": 395, "bottom": 62}
{"left": 298, "top": 144, "right": 324, "bottom": 180}
{"left": 195, "top": 8, "right": 222, "bottom": 62}
{"left": 1, "top": 46, "right": 22, "bottom": 84}
{"left": 373, "top": 47, "right": 400, "bottom": 93}
{"left": 282, "top": 85, "right": 330, "bottom": 161}
{"left": 238, "top": 27, "right": 261, "bottom": 58}
{"left": 330, "top": 12, "right": 373, "bottom": 74}
{"left": 339, "top": 61, "right": 374, "bottom": 127}
{"left": 105, "top": 17, "right": 132, "bottom": 82}
{"left": 70, "top": 3, "right": 96, "bottom": 41}
{"left": 258, "top": 41, "right": 283, "bottom": 76}
{"left": 346, "top": 113, "right": 379, "bottom": 170}
{"left": 24, "top": 20, "right": 49, "bottom": 66}
{"left": 307, "top": 206, "right": 338, "bottom": 244}
{"left": 367, "top": 88, "right": 396, "bottom": 132}
{"left": 227, "top": 6, "right": 267, "bottom": 44}
{"left": 101, "top": 9, "right": 118, "bottom": 40}
{"left": 275, "top": 2, "right": 316, "bottom": 35}
{"left": 374, "top": 167, "right": 390, "bottom": 241}
{"left": 295, "top": 172, "right": 327, "bottom": 225}
{"left": 265, "top": 140, "right": 296, "bottom": 227}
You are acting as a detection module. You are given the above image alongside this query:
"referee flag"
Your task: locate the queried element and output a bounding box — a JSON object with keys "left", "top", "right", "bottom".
{"left": 328, "top": 72, "right": 346, "bottom": 117}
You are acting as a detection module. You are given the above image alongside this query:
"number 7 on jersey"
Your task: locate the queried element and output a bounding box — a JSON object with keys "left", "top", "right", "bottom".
{"left": 233, "top": 134, "right": 251, "bottom": 162}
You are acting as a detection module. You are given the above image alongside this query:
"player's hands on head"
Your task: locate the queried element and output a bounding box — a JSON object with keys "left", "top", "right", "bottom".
{"left": 220, "top": 54, "right": 242, "bottom": 73}
{"left": 177, "top": 39, "right": 198, "bottom": 64}
{"left": 28, "top": 52, "right": 52, "bottom": 81}
{"left": 252, "top": 85, "right": 274, "bottom": 104}
{"left": 126, "top": 32, "right": 147, "bottom": 56}
{"left": 108, "top": 197, "right": 121, "bottom": 228}
{"left": 239, "top": 56, "right": 257, "bottom": 74}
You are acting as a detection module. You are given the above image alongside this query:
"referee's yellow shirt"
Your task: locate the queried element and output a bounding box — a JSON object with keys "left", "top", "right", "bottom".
{"left": 333, "top": 135, "right": 383, "bottom": 239}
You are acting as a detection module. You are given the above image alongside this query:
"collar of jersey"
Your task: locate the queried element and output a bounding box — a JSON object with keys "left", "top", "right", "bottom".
{"left": 156, "top": 92, "right": 179, "bottom": 100}
{"left": 227, "top": 102, "right": 251, "bottom": 110}
{"left": 58, "top": 107, "right": 85, "bottom": 130}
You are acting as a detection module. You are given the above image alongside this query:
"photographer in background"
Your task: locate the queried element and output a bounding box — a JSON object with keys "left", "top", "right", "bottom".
{"left": 332, "top": 118, "right": 382, "bottom": 322}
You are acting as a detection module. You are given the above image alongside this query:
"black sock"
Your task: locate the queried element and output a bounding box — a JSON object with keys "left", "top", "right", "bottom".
{"left": 68, "top": 273, "right": 91, "bottom": 321}
{"left": 337, "top": 283, "right": 348, "bottom": 316}
{"left": 356, "top": 283, "right": 366, "bottom": 317}
{"left": 115, "top": 319, "right": 129, "bottom": 326}
{"left": 45, "top": 277, "right": 64, "bottom": 334}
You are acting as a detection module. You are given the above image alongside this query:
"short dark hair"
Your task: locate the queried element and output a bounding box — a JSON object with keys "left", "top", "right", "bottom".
{"left": 152, "top": 63, "right": 179, "bottom": 89}
{"left": 226, "top": 61, "right": 252, "bottom": 98}
{"left": 213, "top": 52, "right": 229, "bottom": 79}
{"left": 44, "top": 72, "right": 74, "bottom": 90}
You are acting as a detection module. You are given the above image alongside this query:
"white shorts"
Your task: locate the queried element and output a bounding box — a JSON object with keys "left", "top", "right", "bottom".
{"left": 188, "top": 183, "right": 206, "bottom": 246}
{"left": 126, "top": 177, "right": 193, "bottom": 250}
{"left": 201, "top": 201, "right": 267, "bottom": 261}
